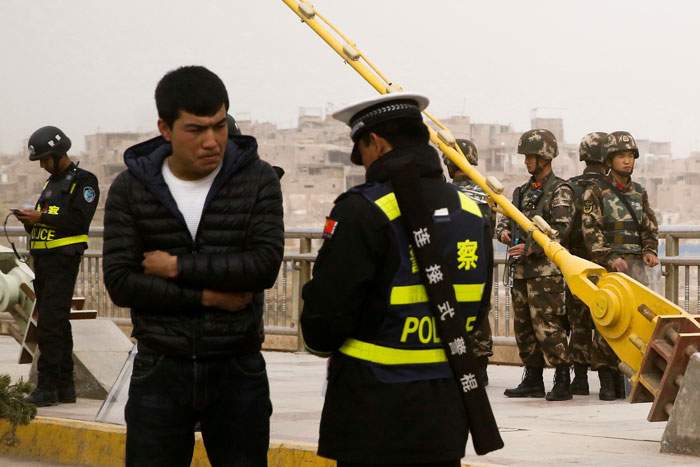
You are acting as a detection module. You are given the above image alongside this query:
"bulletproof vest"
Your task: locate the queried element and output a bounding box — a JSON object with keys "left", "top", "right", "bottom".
{"left": 30, "top": 165, "right": 88, "bottom": 253}
{"left": 338, "top": 181, "right": 488, "bottom": 383}
{"left": 601, "top": 182, "right": 645, "bottom": 255}
{"left": 514, "top": 174, "right": 569, "bottom": 244}
{"left": 568, "top": 173, "right": 606, "bottom": 256}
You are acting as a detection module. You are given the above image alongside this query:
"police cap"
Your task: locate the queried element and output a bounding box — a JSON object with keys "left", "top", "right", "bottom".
{"left": 332, "top": 93, "right": 429, "bottom": 165}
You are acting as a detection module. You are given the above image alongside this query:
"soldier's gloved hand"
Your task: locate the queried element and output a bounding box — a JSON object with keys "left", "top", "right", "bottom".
{"left": 610, "top": 257, "right": 629, "bottom": 273}
{"left": 643, "top": 252, "right": 659, "bottom": 268}
{"left": 499, "top": 230, "right": 512, "bottom": 245}
{"left": 507, "top": 243, "right": 525, "bottom": 258}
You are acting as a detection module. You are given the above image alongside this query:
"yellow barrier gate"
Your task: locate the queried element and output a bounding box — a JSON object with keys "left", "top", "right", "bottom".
{"left": 281, "top": 0, "right": 700, "bottom": 421}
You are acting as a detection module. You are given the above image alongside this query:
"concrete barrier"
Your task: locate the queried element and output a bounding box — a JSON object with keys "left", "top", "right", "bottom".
{"left": 661, "top": 352, "right": 700, "bottom": 457}
{"left": 0, "top": 417, "right": 492, "bottom": 466}
{"left": 0, "top": 417, "right": 334, "bottom": 466}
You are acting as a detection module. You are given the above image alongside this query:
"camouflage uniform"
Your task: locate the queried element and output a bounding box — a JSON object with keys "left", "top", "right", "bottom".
{"left": 497, "top": 175, "right": 573, "bottom": 367}
{"left": 495, "top": 130, "right": 574, "bottom": 369}
{"left": 445, "top": 139, "right": 495, "bottom": 360}
{"left": 581, "top": 132, "right": 659, "bottom": 371}
{"left": 566, "top": 132, "right": 609, "bottom": 368}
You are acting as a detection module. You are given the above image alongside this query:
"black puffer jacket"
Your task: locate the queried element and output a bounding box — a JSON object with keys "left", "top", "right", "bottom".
{"left": 103, "top": 134, "right": 284, "bottom": 358}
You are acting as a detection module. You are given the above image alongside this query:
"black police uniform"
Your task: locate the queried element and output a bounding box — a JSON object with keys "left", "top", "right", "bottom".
{"left": 29, "top": 162, "right": 99, "bottom": 396}
{"left": 301, "top": 145, "right": 493, "bottom": 465}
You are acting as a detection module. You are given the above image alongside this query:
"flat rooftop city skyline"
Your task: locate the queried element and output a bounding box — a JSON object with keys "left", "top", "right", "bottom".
{"left": 1, "top": 1, "right": 698, "bottom": 156}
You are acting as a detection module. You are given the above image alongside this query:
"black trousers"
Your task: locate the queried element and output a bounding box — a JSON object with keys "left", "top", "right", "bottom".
{"left": 126, "top": 351, "right": 272, "bottom": 467}
{"left": 33, "top": 254, "right": 81, "bottom": 389}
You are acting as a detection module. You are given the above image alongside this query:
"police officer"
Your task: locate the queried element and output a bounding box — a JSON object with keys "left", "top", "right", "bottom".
{"left": 301, "top": 94, "right": 496, "bottom": 466}
{"left": 496, "top": 129, "right": 574, "bottom": 401}
{"left": 443, "top": 138, "right": 495, "bottom": 386}
{"left": 581, "top": 131, "right": 659, "bottom": 400}
{"left": 565, "top": 132, "right": 608, "bottom": 395}
{"left": 14, "top": 126, "right": 99, "bottom": 407}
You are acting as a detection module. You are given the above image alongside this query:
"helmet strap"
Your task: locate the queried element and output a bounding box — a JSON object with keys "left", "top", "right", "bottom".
{"left": 52, "top": 154, "right": 62, "bottom": 174}
{"left": 611, "top": 167, "right": 632, "bottom": 180}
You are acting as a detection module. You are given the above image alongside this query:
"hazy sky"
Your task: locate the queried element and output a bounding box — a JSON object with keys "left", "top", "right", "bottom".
{"left": 1, "top": 0, "right": 698, "bottom": 155}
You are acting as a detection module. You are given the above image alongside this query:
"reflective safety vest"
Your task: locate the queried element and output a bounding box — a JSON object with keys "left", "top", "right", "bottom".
{"left": 339, "top": 182, "right": 488, "bottom": 382}
{"left": 30, "top": 166, "right": 88, "bottom": 252}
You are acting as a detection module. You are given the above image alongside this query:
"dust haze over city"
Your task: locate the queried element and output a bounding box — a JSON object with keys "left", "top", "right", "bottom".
{"left": 1, "top": 0, "right": 699, "bottom": 227}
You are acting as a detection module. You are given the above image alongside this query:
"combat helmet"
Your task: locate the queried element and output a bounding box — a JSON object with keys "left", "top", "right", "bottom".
{"left": 604, "top": 131, "right": 639, "bottom": 159}
{"left": 517, "top": 129, "right": 558, "bottom": 160}
{"left": 27, "top": 126, "right": 71, "bottom": 161}
{"left": 443, "top": 138, "right": 478, "bottom": 177}
{"left": 578, "top": 132, "right": 608, "bottom": 163}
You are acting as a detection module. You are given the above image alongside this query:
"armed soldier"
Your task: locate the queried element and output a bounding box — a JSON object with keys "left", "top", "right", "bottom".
{"left": 443, "top": 138, "right": 495, "bottom": 386}
{"left": 496, "top": 129, "right": 574, "bottom": 401}
{"left": 581, "top": 131, "right": 659, "bottom": 400}
{"left": 565, "top": 132, "right": 608, "bottom": 395}
{"left": 14, "top": 126, "right": 99, "bottom": 407}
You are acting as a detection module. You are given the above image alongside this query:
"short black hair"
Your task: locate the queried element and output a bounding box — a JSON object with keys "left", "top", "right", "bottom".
{"left": 359, "top": 117, "right": 429, "bottom": 148}
{"left": 155, "top": 66, "right": 229, "bottom": 128}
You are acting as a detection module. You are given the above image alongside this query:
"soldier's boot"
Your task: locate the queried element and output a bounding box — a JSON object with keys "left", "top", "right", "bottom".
{"left": 504, "top": 366, "right": 544, "bottom": 398}
{"left": 546, "top": 365, "right": 573, "bottom": 401}
{"left": 57, "top": 382, "right": 76, "bottom": 404}
{"left": 570, "top": 363, "right": 590, "bottom": 396}
{"left": 598, "top": 367, "right": 617, "bottom": 401}
{"left": 26, "top": 386, "right": 58, "bottom": 407}
{"left": 476, "top": 356, "right": 489, "bottom": 387}
{"left": 613, "top": 370, "right": 627, "bottom": 400}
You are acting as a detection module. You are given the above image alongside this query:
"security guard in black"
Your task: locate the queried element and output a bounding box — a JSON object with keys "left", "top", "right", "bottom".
{"left": 15, "top": 126, "right": 99, "bottom": 407}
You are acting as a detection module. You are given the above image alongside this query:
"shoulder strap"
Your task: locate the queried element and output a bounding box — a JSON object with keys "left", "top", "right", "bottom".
{"left": 387, "top": 157, "right": 503, "bottom": 456}
{"left": 535, "top": 176, "right": 567, "bottom": 214}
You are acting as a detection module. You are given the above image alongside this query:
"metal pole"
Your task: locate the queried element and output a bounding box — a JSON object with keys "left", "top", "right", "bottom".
{"left": 665, "top": 235, "right": 679, "bottom": 304}
{"left": 296, "top": 237, "right": 312, "bottom": 352}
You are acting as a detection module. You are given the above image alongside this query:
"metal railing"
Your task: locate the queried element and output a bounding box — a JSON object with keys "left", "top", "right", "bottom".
{"left": 2, "top": 225, "right": 699, "bottom": 348}
{"left": 659, "top": 225, "right": 700, "bottom": 312}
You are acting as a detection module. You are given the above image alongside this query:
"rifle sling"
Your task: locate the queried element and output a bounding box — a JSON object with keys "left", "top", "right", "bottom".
{"left": 387, "top": 157, "right": 503, "bottom": 455}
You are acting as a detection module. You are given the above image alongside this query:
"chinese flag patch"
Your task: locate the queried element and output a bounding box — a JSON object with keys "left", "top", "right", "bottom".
{"left": 323, "top": 217, "right": 338, "bottom": 239}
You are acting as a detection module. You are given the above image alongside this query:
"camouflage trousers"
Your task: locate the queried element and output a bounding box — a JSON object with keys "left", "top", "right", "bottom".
{"left": 467, "top": 309, "right": 493, "bottom": 358}
{"left": 592, "top": 254, "right": 648, "bottom": 370}
{"left": 511, "top": 275, "right": 570, "bottom": 367}
{"left": 565, "top": 288, "right": 593, "bottom": 366}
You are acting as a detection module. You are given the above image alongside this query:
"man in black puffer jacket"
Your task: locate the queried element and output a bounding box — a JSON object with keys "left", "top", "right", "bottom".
{"left": 103, "top": 66, "right": 283, "bottom": 467}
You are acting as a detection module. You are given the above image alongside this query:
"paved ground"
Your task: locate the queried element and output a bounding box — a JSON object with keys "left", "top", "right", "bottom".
{"left": 1, "top": 341, "right": 699, "bottom": 466}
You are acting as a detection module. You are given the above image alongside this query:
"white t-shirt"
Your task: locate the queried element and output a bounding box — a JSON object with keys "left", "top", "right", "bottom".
{"left": 162, "top": 159, "right": 222, "bottom": 239}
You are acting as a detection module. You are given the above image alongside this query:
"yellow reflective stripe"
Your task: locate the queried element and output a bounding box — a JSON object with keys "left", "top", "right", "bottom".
{"left": 30, "top": 234, "right": 88, "bottom": 250}
{"left": 376, "top": 191, "right": 481, "bottom": 220}
{"left": 390, "top": 283, "right": 485, "bottom": 305}
{"left": 458, "top": 191, "right": 483, "bottom": 218}
{"left": 339, "top": 338, "right": 447, "bottom": 365}
{"left": 374, "top": 192, "right": 401, "bottom": 221}
{"left": 69, "top": 182, "right": 77, "bottom": 194}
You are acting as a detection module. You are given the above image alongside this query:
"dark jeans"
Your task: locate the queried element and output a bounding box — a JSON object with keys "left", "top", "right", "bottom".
{"left": 125, "top": 350, "right": 272, "bottom": 467}
{"left": 338, "top": 462, "right": 460, "bottom": 467}
{"left": 33, "top": 254, "right": 81, "bottom": 389}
